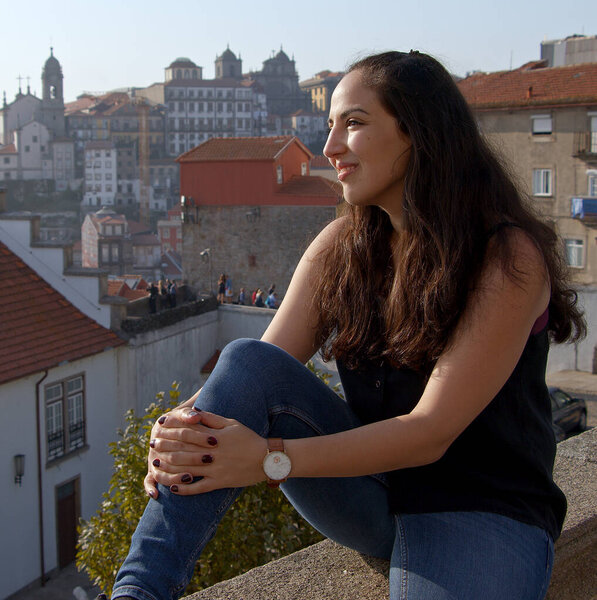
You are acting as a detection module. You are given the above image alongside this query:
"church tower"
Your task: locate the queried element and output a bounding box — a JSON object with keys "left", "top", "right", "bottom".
{"left": 215, "top": 46, "right": 242, "bottom": 79}
{"left": 39, "top": 47, "right": 65, "bottom": 137}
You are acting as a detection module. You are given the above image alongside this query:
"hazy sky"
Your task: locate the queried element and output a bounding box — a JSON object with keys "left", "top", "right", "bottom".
{"left": 0, "top": 0, "right": 593, "bottom": 104}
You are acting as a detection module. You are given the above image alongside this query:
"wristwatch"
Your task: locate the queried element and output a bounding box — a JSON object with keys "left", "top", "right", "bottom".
{"left": 263, "top": 438, "right": 292, "bottom": 488}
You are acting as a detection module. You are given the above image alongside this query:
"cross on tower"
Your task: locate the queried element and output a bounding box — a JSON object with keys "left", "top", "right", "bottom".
{"left": 16, "top": 74, "right": 23, "bottom": 92}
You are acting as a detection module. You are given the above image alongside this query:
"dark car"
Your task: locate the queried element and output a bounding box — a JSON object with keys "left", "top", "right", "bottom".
{"left": 549, "top": 386, "right": 587, "bottom": 436}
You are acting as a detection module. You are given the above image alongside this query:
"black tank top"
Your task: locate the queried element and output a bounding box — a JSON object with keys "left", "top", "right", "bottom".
{"left": 337, "top": 321, "right": 566, "bottom": 540}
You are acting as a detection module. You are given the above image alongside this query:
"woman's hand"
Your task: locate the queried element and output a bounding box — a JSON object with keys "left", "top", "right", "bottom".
{"left": 144, "top": 408, "right": 268, "bottom": 498}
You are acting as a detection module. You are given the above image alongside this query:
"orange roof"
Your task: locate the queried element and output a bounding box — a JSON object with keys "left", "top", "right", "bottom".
{"left": 310, "top": 155, "right": 333, "bottom": 169}
{"left": 201, "top": 350, "right": 221, "bottom": 374}
{"left": 0, "top": 242, "right": 125, "bottom": 385}
{"left": 277, "top": 175, "right": 342, "bottom": 198}
{"left": 457, "top": 61, "right": 597, "bottom": 110}
{"left": 177, "top": 136, "right": 312, "bottom": 162}
{"left": 0, "top": 144, "right": 17, "bottom": 155}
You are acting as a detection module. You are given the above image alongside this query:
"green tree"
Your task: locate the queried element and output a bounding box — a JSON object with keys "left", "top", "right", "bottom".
{"left": 77, "top": 368, "right": 333, "bottom": 595}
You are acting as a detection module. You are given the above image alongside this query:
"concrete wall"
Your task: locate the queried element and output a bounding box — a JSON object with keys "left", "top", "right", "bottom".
{"left": 547, "top": 286, "right": 597, "bottom": 373}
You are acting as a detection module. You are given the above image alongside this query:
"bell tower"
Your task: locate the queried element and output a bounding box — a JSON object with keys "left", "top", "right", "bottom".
{"left": 39, "top": 47, "right": 65, "bottom": 137}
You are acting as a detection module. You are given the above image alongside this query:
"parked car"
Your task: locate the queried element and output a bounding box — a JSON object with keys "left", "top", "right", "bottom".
{"left": 549, "top": 386, "right": 587, "bottom": 437}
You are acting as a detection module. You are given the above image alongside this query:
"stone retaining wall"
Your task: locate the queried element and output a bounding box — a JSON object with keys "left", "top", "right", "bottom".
{"left": 187, "top": 428, "right": 597, "bottom": 600}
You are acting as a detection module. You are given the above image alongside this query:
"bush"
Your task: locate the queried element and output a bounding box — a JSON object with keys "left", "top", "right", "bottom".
{"left": 77, "top": 370, "right": 332, "bottom": 595}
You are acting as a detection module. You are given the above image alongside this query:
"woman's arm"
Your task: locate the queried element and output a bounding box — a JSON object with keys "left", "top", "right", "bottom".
{"left": 150, "top": 228, "right": 550, "bottom": 494}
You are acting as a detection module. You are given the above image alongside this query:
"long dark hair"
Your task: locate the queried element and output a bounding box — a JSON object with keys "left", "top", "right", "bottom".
{"left": 313, "top": 51, "right": 585, "bottom": 373}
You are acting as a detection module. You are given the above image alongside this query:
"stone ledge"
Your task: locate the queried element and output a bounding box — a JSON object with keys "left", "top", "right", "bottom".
{"left": 187, "top": 428, "right": 597, "bottom": 600}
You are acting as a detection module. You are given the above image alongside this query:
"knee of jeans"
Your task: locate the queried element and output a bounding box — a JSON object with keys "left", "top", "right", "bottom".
{"left": 222, "top": 338, "right": 284, "bottom": 364}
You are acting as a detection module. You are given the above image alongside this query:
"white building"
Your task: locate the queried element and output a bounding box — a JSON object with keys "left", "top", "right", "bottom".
{"left": 0, "top": 235, "right": 128, "bottom": 599}
{"left": 163, "top": 53, "right": 268, "bottom": 157}
{"left": 83, "top": 141, "right": 117, "bottom": 207}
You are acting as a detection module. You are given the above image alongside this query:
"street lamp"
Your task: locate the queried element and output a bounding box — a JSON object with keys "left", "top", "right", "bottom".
{"left": 200, "top": 248, "right": 213, "bottom": 296}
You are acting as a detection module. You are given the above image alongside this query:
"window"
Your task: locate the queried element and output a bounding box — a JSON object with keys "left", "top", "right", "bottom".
{"left": 532, "top": 114, "right": 552, "bottom": 135}
{"left": 277, "top": 165, "right": 283, "bottom": 184}
{"left": 3, "top": 157, "right": 9, "bottom": 164}
{"left": 301, "top": 162, "right": 307, "bottom": 176}
{"left": 533, "top": 169, "right": 552, "bottom": 196}
{"left": 588, "top": 172, "right": 597, "bottom": 197}
{"left": 33, "top": 135, "right": 38, "bottom": 142}
{"left": 564, "top": 239, "right": 584, "bottom": 268}
{"left": 45, "top": 375, "right": 86, "bottom": 461}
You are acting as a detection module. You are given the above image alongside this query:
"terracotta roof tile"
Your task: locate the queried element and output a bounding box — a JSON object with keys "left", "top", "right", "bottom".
{"left": 0, "top": 242, "right": 125, "bottom": 385}
{"left": 458, "top": 62, "right": 597, "bottom": 110}
{"left": 0, "top": 144, "right": 17, "bottom": 154}
{"left": 310, "top": 155, "right": 333, "bottom": 169}
{"left": 177, "top": 136, "right": 311, "bottom": 162}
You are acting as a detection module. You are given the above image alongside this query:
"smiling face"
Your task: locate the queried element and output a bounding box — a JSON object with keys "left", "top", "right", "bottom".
{"left": 324, "top": 69, "right": 412, "bottom": 229}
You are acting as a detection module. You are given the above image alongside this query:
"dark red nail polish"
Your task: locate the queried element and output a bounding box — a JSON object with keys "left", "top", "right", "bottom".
{"left": 181, "top": 474, "right": 192, "bottom": 483}
{"left": 149, "top": 439, "right": 156, "bottom": 448}
{"left": 152, "top": 458, "right": 160, "bottom": 467}
{"left": 170, "top": 485, "right": 179, "bottom": 493}
{"left": 158, "top": 416, "right": 166, "bottom": 424}
{"left": 207, "top": 436, "right": 218, "bottom": 446}
{"left": 202, "top": 454, "right": 213, "bottom": 464}
{"left": 148, "top": 489, "right": 155, "bottom": 498}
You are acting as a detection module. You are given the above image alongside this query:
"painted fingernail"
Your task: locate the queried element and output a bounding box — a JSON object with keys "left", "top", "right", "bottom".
{"left": 202, "top": 454, "right": 213, "bottom": 464}
{"left": 148, "top": 489, "right": 155, "bottom": 498}
{"left": 170, "top": 485, "right": 179, "bottom": 493}
{"left": 181, "top": 474, "right": 192, "bottom": 483}
{"left": 152, "top": 458, "right": 160, "bottom": 467}
{"left": 149, "top": 439, "right": 156, "bottom": 448}
{"left": 207, "top": 436, "right": 218, "bottom": 446}
{"left": 158, "top": 416, "right": 167, "bottom": 424}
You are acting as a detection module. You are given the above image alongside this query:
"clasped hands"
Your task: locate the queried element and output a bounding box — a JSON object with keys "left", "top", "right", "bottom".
{"left": 144, "top": 407, "right": 268, "bottom": 498}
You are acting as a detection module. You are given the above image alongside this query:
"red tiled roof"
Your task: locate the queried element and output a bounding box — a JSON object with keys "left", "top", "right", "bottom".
{"left": 0, "top": 242, "right": 125, "bottom": 385}
{"left": 201, "top": 350, "right": 221, "bottom": 374}
{"left": 277, "top": 175, "right": 342, "bottom": 197}
{"left": 85, "top": 140, "right": 115, "bottom": 150}
{"left": 0, "top": 144, "right": 17, "bottom": 155}
{"left": 457, "top": 62, "right": 597, "bottom": 110}
{"left": 178, "top": 136, "right": 312, "bottom": 162}
{"left": 310, "top": 155, "right": 333, "bottom": 169}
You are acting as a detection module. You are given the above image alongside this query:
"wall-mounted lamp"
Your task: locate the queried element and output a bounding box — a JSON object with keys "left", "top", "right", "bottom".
{"left": 14, "top": 454, "right": 24, "bottom": 486}
{"left": 246, "top": 207, "right": 261, "bottom": 223}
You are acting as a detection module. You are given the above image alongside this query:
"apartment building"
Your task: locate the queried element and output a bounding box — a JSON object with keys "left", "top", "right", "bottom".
{"left": 458, "top": 60, "right": 597, "bottom": 284}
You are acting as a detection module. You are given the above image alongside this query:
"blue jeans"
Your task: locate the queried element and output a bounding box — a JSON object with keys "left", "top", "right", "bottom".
{"left": 112, "top": 339, "right": 554, "bottom": 600}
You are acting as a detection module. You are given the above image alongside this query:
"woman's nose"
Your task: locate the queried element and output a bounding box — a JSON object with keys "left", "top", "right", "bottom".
{"left": 323, "top": 126, "right": 345, "bottom": 159}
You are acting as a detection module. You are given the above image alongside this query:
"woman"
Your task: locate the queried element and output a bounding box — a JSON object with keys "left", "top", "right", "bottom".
{"left": 111, "top": 51, "right": 584, "bottom": 600}
{"left": 216, "top": 273, "right": 226, "bottom": 304}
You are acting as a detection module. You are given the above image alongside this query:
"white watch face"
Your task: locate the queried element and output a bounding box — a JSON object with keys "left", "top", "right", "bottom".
{"left": 263, "top": 450, "right": 291, "bottom": 481}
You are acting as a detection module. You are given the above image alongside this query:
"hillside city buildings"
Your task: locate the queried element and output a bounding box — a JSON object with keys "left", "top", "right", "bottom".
{"left": 1, "top": 34, "right": 597, "bottom": 599}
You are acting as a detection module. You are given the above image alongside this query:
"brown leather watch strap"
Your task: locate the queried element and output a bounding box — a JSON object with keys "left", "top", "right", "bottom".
{"left": 268, "top": 438, "right": 284, "bottom": 453}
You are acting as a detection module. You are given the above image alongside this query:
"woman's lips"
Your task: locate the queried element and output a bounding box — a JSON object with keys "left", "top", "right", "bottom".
{"left": 337, "top": 164, "right": 357, "bottom": 182}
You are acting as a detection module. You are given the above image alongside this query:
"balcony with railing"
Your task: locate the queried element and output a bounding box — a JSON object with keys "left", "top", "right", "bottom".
{"left": 571, "top": 197, "right": 597, "bottom": 227}
{"left": 573, "top": 131, "right": 597, "bottom": 159}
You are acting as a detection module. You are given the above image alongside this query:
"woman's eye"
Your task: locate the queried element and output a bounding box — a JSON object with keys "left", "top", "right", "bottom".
{"left": 347, "top": 119, "right": 361, "bottom": 128}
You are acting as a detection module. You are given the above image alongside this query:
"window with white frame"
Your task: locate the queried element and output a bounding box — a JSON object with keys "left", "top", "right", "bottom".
{"left": 532, "top": 114, "right": 552, "bottom": 135}
{"left": 564, "top": 239, "right": 585, "bottom": 268}
{"left": 45, "top": 375, "right": 86, "bottom": 461}
{"left": 533, "top": 168, "right": 553, "bottom": 196}
{"left": 588, "top": 171, "right": 597, "bottom": 197}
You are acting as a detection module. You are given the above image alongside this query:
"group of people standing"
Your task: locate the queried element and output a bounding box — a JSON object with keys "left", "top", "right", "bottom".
{"left": 217, "top": 274, "right": 278, "bottom": 309}
{"left": 148, "top": 279, "right": 177, "bottom": 313}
